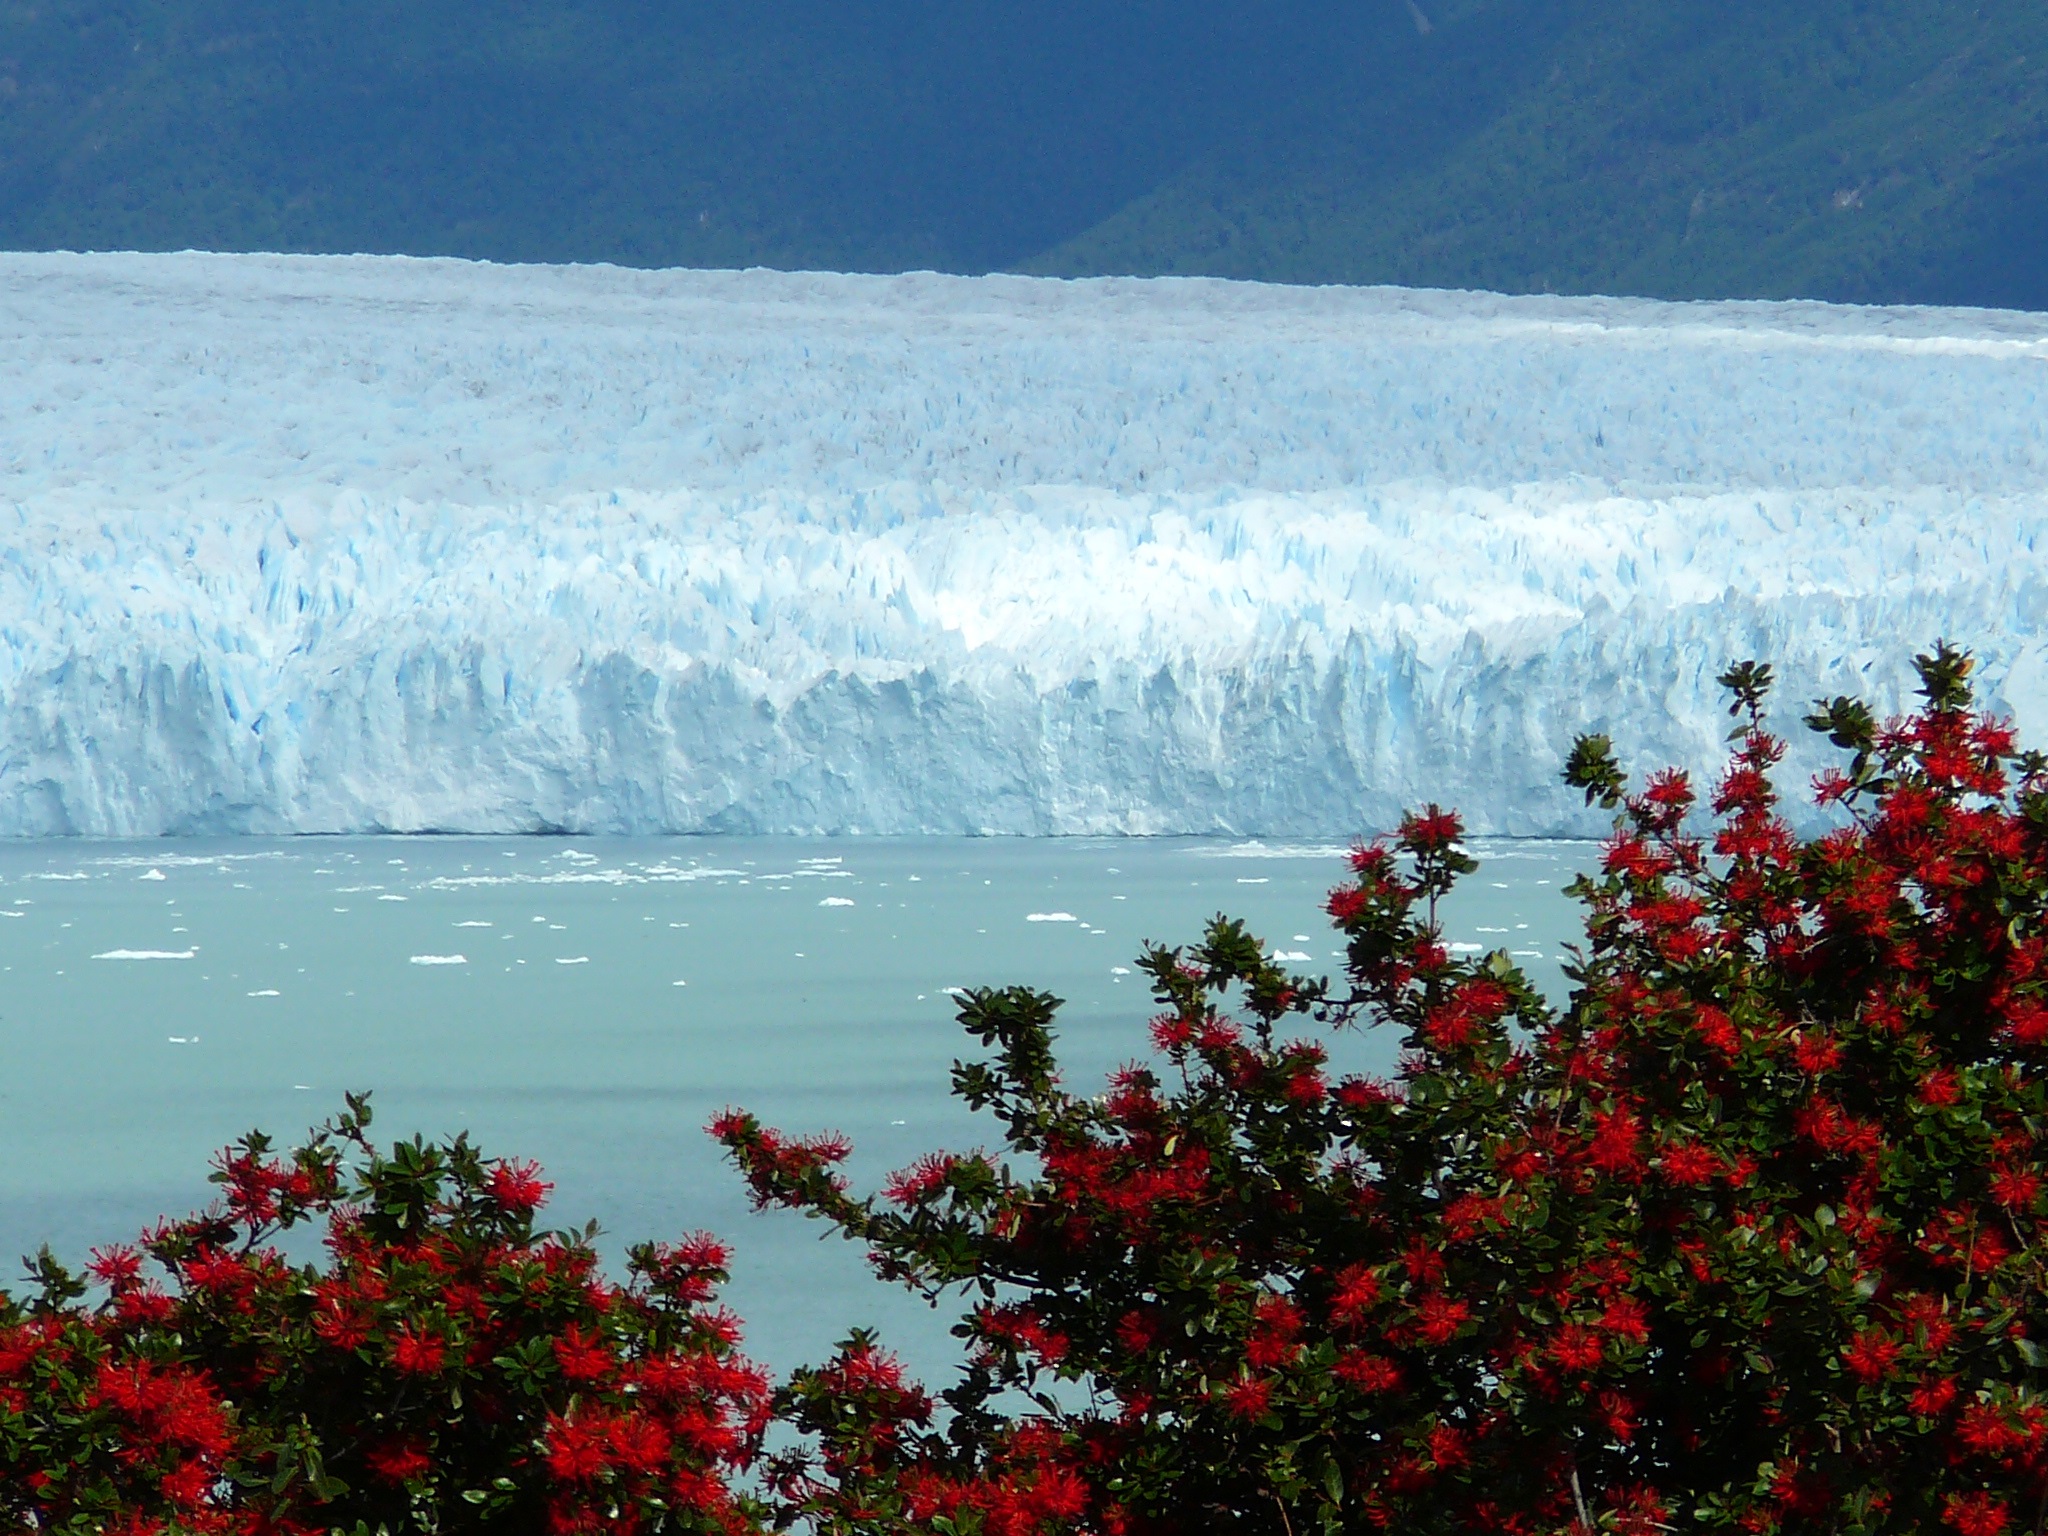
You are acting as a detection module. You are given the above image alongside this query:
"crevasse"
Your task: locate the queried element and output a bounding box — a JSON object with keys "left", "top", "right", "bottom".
{"left": 3, "top": 251, "right": 2046, "bottom": 837}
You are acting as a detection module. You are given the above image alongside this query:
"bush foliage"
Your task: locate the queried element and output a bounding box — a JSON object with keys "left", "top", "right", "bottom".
{"left": 10, "top": 644, "right": 2048, "bottom": 1534}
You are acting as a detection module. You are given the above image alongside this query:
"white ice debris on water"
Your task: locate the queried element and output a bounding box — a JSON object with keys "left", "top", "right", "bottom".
{"left": 4, "top": 251, "right": 2047, "bottom": 838}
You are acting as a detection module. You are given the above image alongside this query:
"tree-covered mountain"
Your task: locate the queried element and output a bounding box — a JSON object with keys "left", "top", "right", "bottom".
{"left": 2, "top": 0, "right": 2042, "bottom": 306}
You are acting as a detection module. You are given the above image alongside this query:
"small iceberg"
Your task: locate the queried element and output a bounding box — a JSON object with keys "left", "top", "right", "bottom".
{"left": 138, "top": 869, "right": 166, "bottom": 881}
{"left": 409, "top": 954, "right": 468, "bottom": 966}
{"left": 93, "top": 948, "right": 196, "bottom": 960}
{"left": 556, "top": 956, "right": 590, "bottom": 965}
{"left": 819, "top": 897, "right": 855, "bottom": 907}
{"left": 1026, "top": 912, "right": 1078, "bottom": 923}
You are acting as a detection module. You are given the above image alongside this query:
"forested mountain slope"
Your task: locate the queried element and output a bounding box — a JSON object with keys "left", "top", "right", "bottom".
{"left": 1, "top": 0, "right": 2042, "bottom": 305}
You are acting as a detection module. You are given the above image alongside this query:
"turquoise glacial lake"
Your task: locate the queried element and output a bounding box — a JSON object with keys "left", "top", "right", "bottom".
{"left": 0, "top": 836, "right": 1589, "bottom": 1384}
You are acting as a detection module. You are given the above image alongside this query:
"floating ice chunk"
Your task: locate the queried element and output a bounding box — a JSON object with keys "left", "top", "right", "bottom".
{"left": 455, "top": 920, "right": 493, "bottom": 927}
{"left": 819, "top": 897, "right": 856, "bottom": 907}
{"left": 1447, "top": 942, "right": 1486, "bottom": 954}
{"left": 556, "top": 956, "right": 589, "bottom": 965}
{"left": 246, "top": 989, "right": 280, "bottom": 997}
{"left": 1111, "top": 966, "right": 1131, "bottom": 975}
{"left": 378, "top": 894, "right": 408, "bottom": 902}
{"left": 139, "top": 869, "right": 165, "bottom": 881}
{"left": 1237, "top": 877, "right": 1270, "bottom": 884}
{"left": 1270, "top": 950, "right": 1316, "bottom": 962}
{"left": 672, "top": 979, "right": 687, "bottom": 986}
{"left": 94, "top": 948, "right": 196, "bottom": 960}
{"left": 1026, "top": 912, "right": 1078, "bottom": 923}
{"left": 410, "top": 954, "right": 467, "bottom": 965}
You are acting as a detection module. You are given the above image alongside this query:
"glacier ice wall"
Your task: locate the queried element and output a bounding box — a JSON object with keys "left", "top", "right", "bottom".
{"left": 3, "top": 251, "right": 2047, "bottom": 837}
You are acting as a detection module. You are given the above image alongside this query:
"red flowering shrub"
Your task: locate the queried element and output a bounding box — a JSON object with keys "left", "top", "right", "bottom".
{"left": 16, "top": 642, "right": 2048, "bottom": 1534}
{"left": 0, "top": 1267, "right": 243, "bottom": 1534}
{"left": 2, "top": 1094, "right": 770, "bottom": 1533}
{"left": 718, "top": 644, "right": 2048, "bottom": 1534}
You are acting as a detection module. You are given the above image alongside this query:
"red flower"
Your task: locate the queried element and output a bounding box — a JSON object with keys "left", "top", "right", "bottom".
{"left": 486, "top": 1159, "right": 553, "bottom": 1214}
{"left": 1913, "top": 1378, "right": 1959, "bottom": 1417}
{"left": 607, "top": 1414, "right": 674, "bottom": 1474}
{"left": 1326, "top": 886, "right": 1369, "bottom": 924}
{"left": 1599, "top": 1296, "right": 1650, "bottom": 1347}
{"left": 391, "top": 1324, "right": 447, "bottom": 1376}
{"left": 1990, "top": 1166, "right": 2041, "bottom": 1210}
{"left": 546, "top": 1411, "right": 613, "bottom": 1483}
{"left": 1115, "top": 1309, "right": 1160, "bottom": 1355}
{"left": 366, "top": 1438, "right": 434, "bottom": 1483}
{"left": 1149, "top": 1013, "right": 1196, "bottom": 1052}
{"left": 1402, "top": 806, "right": 1463, "bottom": 852}
{"left": 1335, "top": 1076, "right": 1398, "bottom": 1110}
{"left": 1328, "top": 1264, "right": 1382, "bottom": 1325}
{"left": 1224, "top": 1376, "right": 1273, "bottom": 1420}
{"left": 1549, "top": 1324, "right": 1605, "bottom": 1372}
{"left": 1944, "top": 1492, "right": 2011, "bottom": 1536}
{"left": 1334, "top": 1352, "right": 1403, "bottom": 1392}
{"left": 1842, "top": 1330, "right": 1901, "bottom": 1384}
{"left": 884, "top": 1152, "right": 958, "bottom": 1207}
{"left": 1427, "top": 1423, "right": 1469, "bottom": 1468}
{"left": 1919, "top": 1068, "right": 1962, "bottom": 1107}
{"left": 1658, "top": 1142, "right": 1719, "bottom": 1186}
{"left": 1414, "top": 1293, "right": 1471, "bottom": 1345}
{"left": 1793, "top": 1032, "right": 1844, "bottom": 1074}
{"left": 88, "top": 1245, "right": 144, "bottom": 1290}
{"left": 1588, "top": 1106, "right": 1646, "bottom": 1178}
{"left": 554, "top": 1324, "right": 614, "bottom": 1383}
{"left": 1692, "top": 1006, "right": 1740, "bottom": 1057}
{"left": 1642, "top": 768, "right": 1693, "bottom": 809}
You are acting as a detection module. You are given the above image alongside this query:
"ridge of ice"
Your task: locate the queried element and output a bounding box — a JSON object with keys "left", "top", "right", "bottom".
{"left": 4, "top": 251, "right": 2046, "bottom": 838}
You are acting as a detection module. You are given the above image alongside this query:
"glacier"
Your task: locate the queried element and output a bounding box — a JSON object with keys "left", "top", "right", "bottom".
{"left": 3, "top": 249, "right": 2047, "bottom": 838}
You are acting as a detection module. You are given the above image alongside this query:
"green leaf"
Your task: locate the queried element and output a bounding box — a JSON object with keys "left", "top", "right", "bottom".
{"left": 1321, "top": 1456, "right": 1345, "bottom": 1507}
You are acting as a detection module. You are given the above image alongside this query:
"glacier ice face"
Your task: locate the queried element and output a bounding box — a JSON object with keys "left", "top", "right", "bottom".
{"left": 3, "top": 250, "right": 2046, "bottom": 837}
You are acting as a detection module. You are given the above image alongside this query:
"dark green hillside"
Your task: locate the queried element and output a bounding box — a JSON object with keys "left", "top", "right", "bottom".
{"left": 0, "top": 0, "right": 1361, "bottom": 273}
{"left": 1, "top": 0, "right": 2042, "bottom": 306}
{"left": 1039, "top": 0, "right": 2048, "bottom": 309}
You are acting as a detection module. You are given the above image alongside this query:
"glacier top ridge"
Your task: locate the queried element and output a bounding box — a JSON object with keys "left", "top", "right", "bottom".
{"left": 8, "top": 250, "right": 2048, "bottom": 509}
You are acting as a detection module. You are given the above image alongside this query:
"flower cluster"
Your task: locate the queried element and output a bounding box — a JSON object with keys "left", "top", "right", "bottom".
{"left": 716, "top": 644, "right": 2048, "bottom": 1535}
{"left": 2, "top": 1093, "right": 769, "bottom": 1533}
{"left": 16, "top": 642, "right": 2048, "bottom": 1535}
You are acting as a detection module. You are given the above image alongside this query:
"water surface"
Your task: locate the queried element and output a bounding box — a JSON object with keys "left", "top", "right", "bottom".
{"left": 0, "top": 835, "right": 1588, "bottom": 1380}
